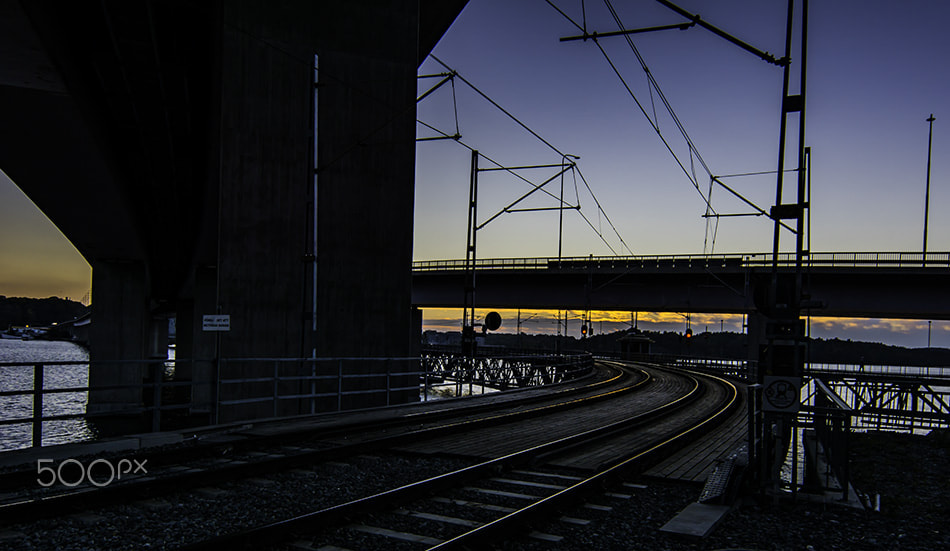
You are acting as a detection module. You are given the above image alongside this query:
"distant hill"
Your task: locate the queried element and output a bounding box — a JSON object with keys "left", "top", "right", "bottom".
{"left": 425, "top": 327, "right": 950, "bottom": 367}
{"left": 0, "top": 296, "right": 88, "bottom": 329}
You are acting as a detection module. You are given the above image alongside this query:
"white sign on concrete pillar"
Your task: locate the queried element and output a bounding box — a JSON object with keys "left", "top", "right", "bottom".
{"left": 762, "top": 376, "right": 801, "bottom": 413}
{"left": 202, "top": 314, "right": 231, "bottom": 332}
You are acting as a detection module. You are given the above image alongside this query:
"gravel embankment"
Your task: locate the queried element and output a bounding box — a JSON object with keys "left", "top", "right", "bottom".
{"left": 2, "top": 430, "right": 947, "bottom": 550}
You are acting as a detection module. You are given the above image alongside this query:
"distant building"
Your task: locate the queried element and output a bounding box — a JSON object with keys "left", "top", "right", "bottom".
{"left": 618, "top": 330, "right": 653, "bottom": 360}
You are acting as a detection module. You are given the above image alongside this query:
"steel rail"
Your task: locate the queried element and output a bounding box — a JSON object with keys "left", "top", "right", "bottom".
{"left": 430, "top": 367, "right": 740, "bottom": 549}
{"left": 176, "top": 365, "right": 726, "bottom": 550}
{"left": 0, "top": 364, "right": 645, "bottom": 527}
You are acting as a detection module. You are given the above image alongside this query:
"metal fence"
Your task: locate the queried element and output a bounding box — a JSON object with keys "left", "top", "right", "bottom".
{"left": 0, "top": 352, "right": 593, "bottom": 449}
{"left": 633, "top": 354, "right": 950, "bottom": 432}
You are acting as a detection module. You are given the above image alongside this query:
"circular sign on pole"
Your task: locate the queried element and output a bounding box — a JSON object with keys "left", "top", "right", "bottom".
{"left": 762, "top": 376, "right": 801, "bottom": 413}
{"left": 484, "top": 311, "right": 502, "bottom": 331}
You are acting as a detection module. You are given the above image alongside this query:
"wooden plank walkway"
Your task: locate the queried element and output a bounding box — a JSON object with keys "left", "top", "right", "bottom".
{"left": 394, "top": 367, "right": 693, "bottom": 462}
{"left": 642, "top": 391, "right": 748, "bottom": 483}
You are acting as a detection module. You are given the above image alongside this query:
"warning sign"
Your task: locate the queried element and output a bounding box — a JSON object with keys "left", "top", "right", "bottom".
{"left": 762, "top": 376, "right": 801, "bottom": 413}
{"left": 202, "top": 314, "right": 230, "bottom": 332}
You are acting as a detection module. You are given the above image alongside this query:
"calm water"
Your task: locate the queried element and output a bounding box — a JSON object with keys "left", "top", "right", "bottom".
{"left": 0, "top": 339, "right": 96, "bottom": 451}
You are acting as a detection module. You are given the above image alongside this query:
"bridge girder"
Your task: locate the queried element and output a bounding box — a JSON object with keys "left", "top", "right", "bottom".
{"left": 412, "top": 265, "right": 950, "bottom": 321}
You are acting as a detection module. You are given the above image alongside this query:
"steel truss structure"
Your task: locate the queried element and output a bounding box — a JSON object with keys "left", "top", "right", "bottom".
{"left": 803, "top": 370, "right": 950, "bottom": 432}
{"left": 421, "top": 350, "right": 593, "bottom": 393}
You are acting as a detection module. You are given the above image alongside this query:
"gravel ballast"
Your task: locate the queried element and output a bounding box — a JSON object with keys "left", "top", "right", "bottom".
{"left": 1, "top": 431, "right": 947, "bottom": 550}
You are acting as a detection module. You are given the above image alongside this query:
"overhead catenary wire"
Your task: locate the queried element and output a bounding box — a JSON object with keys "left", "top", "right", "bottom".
{"left": 603, "top": 0, "right": 795, "bottom": 237}
{"left": 582, "top": 20, "right": 721, "bottom": 250}
{"left": 430, "top": 54, "right": 630, "bottom": 251}
{"left": 416, "top": 118, "right": 623, "bottom": 255}
{"left": 551, "top": 0, "right": 716, "bottom": 217}
{"left": 420, "top": 57, "right": 631, "bottom": 255}
{"left": 716, "top": 168, "right": 799, "bottom": 178}
{"left": 601, "top": 0, "right": 721, "bottom": 252}
{"left": 548, "top": 0, "right": 797, "bottom": 252}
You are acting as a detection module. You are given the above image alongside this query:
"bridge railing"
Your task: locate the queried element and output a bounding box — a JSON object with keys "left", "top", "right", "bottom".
{"left": 412, "top": 251, "right": 950, "bottom": 271}
{"left": 617, "top": 353, "right": 756, "bottom": 382}
{"left": 807, "top": 362, "right": 950, "bottom": 380}
{"left": 801, "top": 367, "right": 950, "bottom": 433}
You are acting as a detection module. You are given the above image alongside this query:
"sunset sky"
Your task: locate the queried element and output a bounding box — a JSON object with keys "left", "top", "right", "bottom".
{"left": 1, "top": 1, "right": 947, "bottom": 347}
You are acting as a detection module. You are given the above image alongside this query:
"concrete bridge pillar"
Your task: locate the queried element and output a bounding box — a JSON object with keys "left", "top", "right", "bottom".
{"left": 87, "top": 259, "right": 149, "bottom": 433}
{"left": 173, "top": 266, "right": 218, "bottom": 421}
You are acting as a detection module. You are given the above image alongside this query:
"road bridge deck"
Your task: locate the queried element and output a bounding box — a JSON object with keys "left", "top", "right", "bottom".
{"left": 412, "top": 252, "right": 950, "bottom": 319}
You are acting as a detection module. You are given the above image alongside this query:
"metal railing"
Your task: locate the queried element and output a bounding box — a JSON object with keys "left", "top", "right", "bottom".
{"left": 0, "top": 358, "right": 207, "bottom": 450}
{"left": 804, "top": 379, "right": 853, "bottom": 500}
{"left": 808, "top": 362, "right": 950, "bottom": 380}
{"left": 623, "top": 353, "right": 756, "bottom": 382}
{"left": 0, "top": 352, "right": 592, "bottom": 450}
{"left": 412, "top": 251, "right": 950, "bottom": 272}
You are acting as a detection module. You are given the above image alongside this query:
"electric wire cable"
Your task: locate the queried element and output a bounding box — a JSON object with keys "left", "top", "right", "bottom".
{"left": 419, "top": 58, "right": 632, "bottom": 255}
{"left": 548, "top": 0, "right": 796, "bottom": 253}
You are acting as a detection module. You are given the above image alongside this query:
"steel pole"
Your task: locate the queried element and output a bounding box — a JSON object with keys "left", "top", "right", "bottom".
{"left": 558, "top": 160, "right": 565, "bottom": 261}
{"left": 923, "top": 114, "right": 935, "bottom": 260}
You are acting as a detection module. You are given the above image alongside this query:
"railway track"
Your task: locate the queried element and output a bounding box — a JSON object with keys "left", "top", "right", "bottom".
{"left": 177, "top": 364, "right": 739, "bottom": 551}
{"left": 0, "top": 362, "right": 649, "bottom": 538}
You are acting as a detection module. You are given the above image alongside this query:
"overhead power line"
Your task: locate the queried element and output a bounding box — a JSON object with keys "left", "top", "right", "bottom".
{"left": 418, "top": 57, "right": 633, "bottom": 255}
{"left": 548, "top": 0, "right": 795, "bottom": 253}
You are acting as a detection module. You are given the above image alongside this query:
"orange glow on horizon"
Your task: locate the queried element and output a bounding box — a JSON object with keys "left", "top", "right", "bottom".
{"left": 421, "top": 308, "right": 948, "bottom": 347}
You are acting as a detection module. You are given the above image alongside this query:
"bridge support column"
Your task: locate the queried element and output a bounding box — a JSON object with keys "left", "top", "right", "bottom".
{"left": 173, "top": 266, "right": 218, "bottom": 421}
{"left": 87, "top": 259, "right": 149, "bottom": 434}
{"left": 313, "top": 17, "right": 419, "bottom": 410}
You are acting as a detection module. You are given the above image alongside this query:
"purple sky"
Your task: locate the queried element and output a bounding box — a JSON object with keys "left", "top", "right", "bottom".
{"left": 413, "top": 0, "right": 948, "bottom": 348}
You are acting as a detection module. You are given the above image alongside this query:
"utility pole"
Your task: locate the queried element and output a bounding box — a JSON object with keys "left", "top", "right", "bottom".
{"left": 923, "top": 114, "right": 936, "bottom": 260}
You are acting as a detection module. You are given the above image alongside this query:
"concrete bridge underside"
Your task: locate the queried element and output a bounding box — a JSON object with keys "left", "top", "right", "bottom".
{"left": 0, "top": 0, "right": 467, "bottom": 429}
